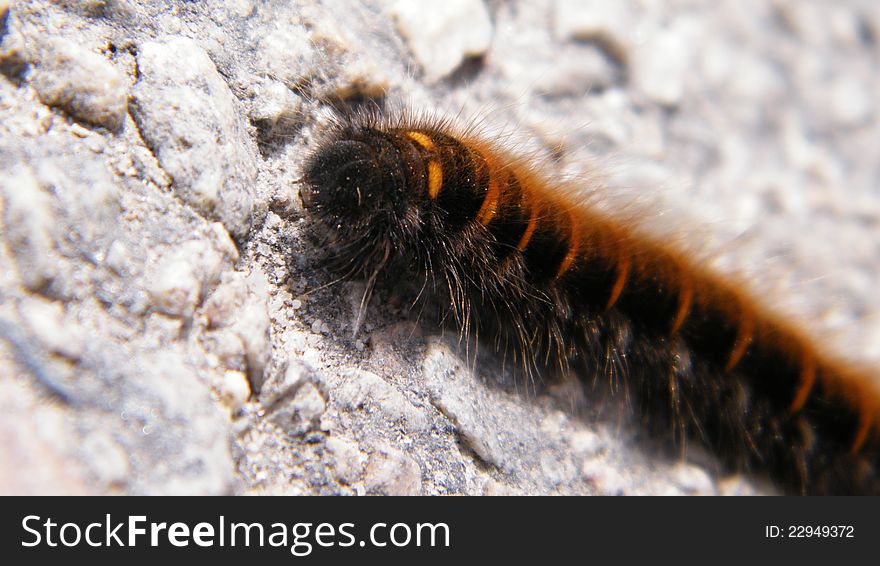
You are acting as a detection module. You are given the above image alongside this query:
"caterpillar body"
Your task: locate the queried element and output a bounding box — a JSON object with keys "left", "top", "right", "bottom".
{"left": 300, "top": 110, "right": 880, "bottom": 495}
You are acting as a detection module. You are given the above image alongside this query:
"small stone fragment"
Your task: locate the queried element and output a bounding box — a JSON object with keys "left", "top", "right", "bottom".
{"left": 260, "top": 357, "right": 314, "bottom": 407}
{"left": 332, "top": 369, "right": 430, "bottom": 432}
{"left": 269, "top": 381, "right": 326, "bottom": 436}
{"left": 147, "top": 258, "right": 198, "bottom": 319}
{"left": 0, "top": 165, "right": 59, "bottom": 290}
{"left": 146, "top": 240, "right": 228, "bottom": 318}
{"left": 389, "top": 0, "right": 492, "bottom": 82}
{"left": 18, "top": 297, "right": 84, "bottom": 360}
{"left": 219, "top": 369, "right": 251, "bottom": 412}
{"left": 202, "top": 270, "right": 271, "bottom": 390}
{"left": 250, "top": 80, "right": 302, "bottom": 136}
{"left": 80, "top": 431, "right": 131, "bottom": 488}
{"left": 324, "top": 436, "right": 367, "bottom": 486}
{"left": 259, "top": 28, "right": 316, "bottom": 90}
{"left": 29, "top": 38, "right": 128, "bottom": 131}
{"left": 553, "top": 0, "right": 632, "bottom": 61}
{"left": 364, "top": 444, "right": 422, "bottom": 495}
{"left": 828, "top": 77, "right": 871, "bottom": 127}
{"left": 632, "top": 29, "right": 690, "bottom": 106}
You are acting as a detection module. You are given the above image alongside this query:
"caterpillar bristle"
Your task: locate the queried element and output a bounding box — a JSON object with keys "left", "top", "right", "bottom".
{"left": 300, "top": 108, "right": 880, "bottom": 495}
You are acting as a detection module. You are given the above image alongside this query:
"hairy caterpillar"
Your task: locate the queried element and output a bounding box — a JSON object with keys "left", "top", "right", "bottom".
{"left": 299, "top": 109, "right": 880, "bottom": 495}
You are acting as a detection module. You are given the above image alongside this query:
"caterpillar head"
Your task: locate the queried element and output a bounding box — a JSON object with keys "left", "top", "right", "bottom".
{"left": 300, "top": 127, "right": 412, "bottom": 233}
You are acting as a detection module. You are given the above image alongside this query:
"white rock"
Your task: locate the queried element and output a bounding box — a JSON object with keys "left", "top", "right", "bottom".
{"left": 237, "top": 271, "right": 271, "bottom": 384}
{"left": 0, "top": 165, "right": 59, "bottom": 290}
{"left": 259, "top": 28, "right": 316, "bottom": 89}
{"left": 267, "top": 380, "right": 326, "bottom": 436}
{"left": 209, "top": 222, "right": 239, "bottom": 262}
{"left": 81, "top": 431, "right": 131, "bottom": 488}
{"left": 389, "top": 0, "right": 492, "bottom": 82}
{"left": 553, "top": 0, "right": 633, "bottom": 57}
{"left": 230, "top": 0, "right": 253, "bottom": 19}
{"left": 19, "top": 297, "right": 84, "bottom": 359}
{"left": 104, "top": 240, "right": 131, "bottom": 276}
{"left": 672, "top": 463, "right": 715, "bottom": 495}
{"left": 291, "top": 382, "right": 326, "bottom": 422}
{"left": 828, "top": 76, "right": 871, "bottom": 127}
{"left": 632, "top": 28, "right": 690, "bottom": 106}
{"left": 202, "top": 270, "right": 271, "bottom": 389}
{"left": 29, "top": 38, "right": 128, "bottom": 131}
{"left": 259, "top": 357, "right": 313, "bottom": 407}
{"left": 250, "top": 80, "right": 301, "bottom": 129}
{"left": 325, "top": 436, "right": 367, "bottom": 486}
{"left": 147, "top": 240, "right": 228, "bottom": 318}
{"left": 203, "top": 272, "right": 248, "bottom": 329}
{"left": 131, "top": 37, "right": 257, "bottom": 238}
{"left": 364, "top": 444, "right": 422, "bottom": 495}
{"left": 219, "top": 370, "right": 251, "bottom": 412}
{"left": 147, "top": 256, "right": 201, "bottom": 318}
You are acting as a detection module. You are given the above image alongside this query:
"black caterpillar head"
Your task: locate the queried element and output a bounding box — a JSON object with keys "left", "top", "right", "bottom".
{"left": 301, "top": 126, "right": 411, "bottom": 231}
{"left": 300, "top": 122, "right": 425, "bottom": 282}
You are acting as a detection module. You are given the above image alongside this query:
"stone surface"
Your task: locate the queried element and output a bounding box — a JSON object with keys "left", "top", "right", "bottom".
{"left": 28, "top": 37, "right": 128, "bottom": 131}
{"left": 1, "top": 0, "right": 878, "bottom": 497}
{"left": 390, "top": 0, "right": 492, "bottom": 82}
{"left": 131, "top": 37, "right": 257, "bottom": 239}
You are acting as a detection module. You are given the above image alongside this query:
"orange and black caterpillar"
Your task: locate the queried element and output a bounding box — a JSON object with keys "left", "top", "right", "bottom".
{"left": 300, "top": 110, "right": 880, "bottom": 495}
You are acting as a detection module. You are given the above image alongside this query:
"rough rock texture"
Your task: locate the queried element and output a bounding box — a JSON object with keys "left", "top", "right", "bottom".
{"left": 0, "top": 0, "right": 878, "bottom": 495}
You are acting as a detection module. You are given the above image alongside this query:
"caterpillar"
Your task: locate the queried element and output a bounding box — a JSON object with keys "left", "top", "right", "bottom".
{"left": 299, "top": 109, "right": 880, "bottom": 495}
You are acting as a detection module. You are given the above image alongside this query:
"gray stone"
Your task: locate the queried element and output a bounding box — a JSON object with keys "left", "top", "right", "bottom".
{"left": 364, "top": 444, "right": 422, "bottom": 495}
{"left": 131, "top": 37, "right": 257, "bottom": 239}
{"left": 28, "top": 37, "right": 128, "bottom": 131}
{"left": 2, "top": 0, "right": 878, "bottom": 498}
{"left": 389, "top": 0, "right": 492, "bottom": 82}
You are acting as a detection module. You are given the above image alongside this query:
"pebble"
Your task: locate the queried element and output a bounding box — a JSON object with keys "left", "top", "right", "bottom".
{"left": 209, "top": 222, "right": 240, "bottom": 262}
{"left": 632, "top": 28, "right": 690, "bottom": 106}
{"left": 389, "top": 0, "right": 492, "bottom": 82}
{"left": 28, "top": 37, "right": 128, "bottom": 131}
{"left": 553, "top": 0, "right": 632, "bottom": 60}
{"left": 18, "top": 297, "right": 84, "bottom": 360}
{"left": 146, "top": 240, "right": 227, "bottom": 318}
{"left": 290, "top": 383, "right": 326, "bottom": 425}
{"left": 828, "top": 76, "right": 871, "bottom": 128}
{"left": 364, "top": 444, "right": 422, "bottom": 495}
{"left": 324, "top": 436, "right": 367, "bottom": 486}
{"left": 258, "top": 28, "right": 316, "bottom": 90}
{"left": 249, "top": 80, "right": 302, "bottom": 131}
{"left": 202, "top": 271, "right": 271, "bottom": 390}
{"left": 267, "top": 378, "right": 326, "bottom": 436}
{"left": 0, "top": 165, "right": 59, "bottom": 290}
{"left": 146, "top": 255, "right": 200, "bottom": 318}
{"left": 259, "top": 357, "right": 314, "bottom": 408}
{"left": 103, "top": 240, "right": 131, "bottom": 276}
{"left": 672, "top": 463, "right": 716, "bottom": 495}
{"left": 80, "top": 431, "right": 131, "bottom": 488}
{"left": 219, "top": 369, "right": 252, "bottom": 412}
{"left": 203, "top": 272, "right": 248, "bottom": 329}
